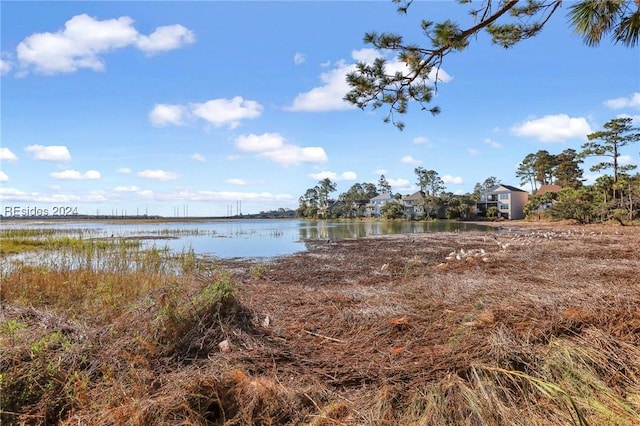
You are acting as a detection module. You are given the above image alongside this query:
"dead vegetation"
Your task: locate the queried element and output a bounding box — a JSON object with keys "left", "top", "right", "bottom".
{"left": 1, "top": 222, "right": 640, "bottom": 425}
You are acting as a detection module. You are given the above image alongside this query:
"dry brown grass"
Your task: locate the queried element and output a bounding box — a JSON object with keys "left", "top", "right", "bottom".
{"left": 2, "top": 222, "right": 640, "bottom": 424}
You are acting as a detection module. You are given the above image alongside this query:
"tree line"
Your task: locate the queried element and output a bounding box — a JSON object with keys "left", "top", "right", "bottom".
{"left": 298, "top": 118, "right": 640, "bottom": 223}
{"left": 297, "top": 171, "right": 491, "bottom": 220}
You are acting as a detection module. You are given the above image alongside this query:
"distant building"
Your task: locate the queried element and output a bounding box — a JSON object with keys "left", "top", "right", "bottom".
{"left": 535, "top": 184, "right": 562, "bottom": 197}
{"left": 533, "top": 184, "right": 563, "bottom": 212}
{"left": 366, "top": 192, "right": 395, "bottom": 218}
{"left": 402, "top": 191, "right": 426, "bottom": 219}
{"left": 318, "top": 199, "right": 339, "bottom": 219}
{"left": 477, "top": 184, "right": 529, "bottom": 219}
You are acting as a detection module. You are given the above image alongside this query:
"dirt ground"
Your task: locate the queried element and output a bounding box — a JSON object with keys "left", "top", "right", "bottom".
{"left": 190, "top": 221, "right": 640, "bottom": 422}
{"left": 5, "top": 220, "right": 640, "bottom": 425}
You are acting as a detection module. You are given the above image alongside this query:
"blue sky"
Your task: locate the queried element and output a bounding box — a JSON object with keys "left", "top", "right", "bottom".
{"left": 1, "top": 1, "right": 639, "bottom": 217}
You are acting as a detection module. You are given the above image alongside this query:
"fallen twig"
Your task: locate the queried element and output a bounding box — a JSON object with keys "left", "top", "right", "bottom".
{"left": 302, "top": 329, "right": 346, "bottom": 343}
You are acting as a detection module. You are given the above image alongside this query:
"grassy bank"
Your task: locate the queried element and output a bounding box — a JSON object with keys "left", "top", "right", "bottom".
{"left": 1, "top": 224, "right": 640, "bottom": 424}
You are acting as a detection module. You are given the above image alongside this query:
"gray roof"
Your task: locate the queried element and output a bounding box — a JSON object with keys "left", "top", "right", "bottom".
{"left": 370, "top": 192, "right": 394, "bottom": 201}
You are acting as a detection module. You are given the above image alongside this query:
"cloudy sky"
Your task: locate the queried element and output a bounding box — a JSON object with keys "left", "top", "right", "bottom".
{"left": 1, "top": 1, "right": 638, "bottom": 217}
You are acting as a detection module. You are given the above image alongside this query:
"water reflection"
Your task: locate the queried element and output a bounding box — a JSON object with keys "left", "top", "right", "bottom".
{"left": 298, "top": 220, "right": 493, "bottom": 240}
{"left": 2, "top": 219, "right": 496, "bottom": 259}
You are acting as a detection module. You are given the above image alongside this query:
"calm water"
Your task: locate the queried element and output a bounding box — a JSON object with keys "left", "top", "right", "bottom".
{"left": 3, "top": 219, "right": 496, "bottom": 259}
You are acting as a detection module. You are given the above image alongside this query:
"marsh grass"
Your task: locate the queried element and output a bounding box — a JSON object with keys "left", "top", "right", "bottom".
{"left": 2, "top": 224, "right": 640, "bottom": 425}
{"left": 0, "top": 227, "right": 141, "bottom": 256}
{"left": 0, "top": 233, "right": 247, "bottom": 424}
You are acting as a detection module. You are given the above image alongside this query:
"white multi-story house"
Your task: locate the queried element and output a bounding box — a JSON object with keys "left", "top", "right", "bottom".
{"left": 366, "top": 192, "right": 395, "bottom": 217}
{"left": 477, "top": 184, "right": 529, "bottom": 219}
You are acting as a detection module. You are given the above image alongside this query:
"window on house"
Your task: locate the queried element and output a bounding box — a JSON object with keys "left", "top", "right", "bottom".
{"left": 499, "top": 193, "right": 509, "bottom": 200}
{"left": 499, "top": 203, "right": 509, "bottom": 210}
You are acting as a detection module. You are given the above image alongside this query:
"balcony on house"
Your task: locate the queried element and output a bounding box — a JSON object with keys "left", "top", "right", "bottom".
{"left": 480, "top": 194, "right": 498, "bottom": 202}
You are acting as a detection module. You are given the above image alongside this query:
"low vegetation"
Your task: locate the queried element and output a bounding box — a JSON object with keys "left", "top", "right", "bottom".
{"left": 1, "top": 222, "right": 640, "bottom": 425}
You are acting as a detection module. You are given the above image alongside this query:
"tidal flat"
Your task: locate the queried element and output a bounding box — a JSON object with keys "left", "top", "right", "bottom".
{"left": 1, "top": 221, "right": 639, "bottom": 425}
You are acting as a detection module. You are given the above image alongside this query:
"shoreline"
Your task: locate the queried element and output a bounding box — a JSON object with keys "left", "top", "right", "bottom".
{"left": 2, "top": 218, "right": 639, "bottom": 424}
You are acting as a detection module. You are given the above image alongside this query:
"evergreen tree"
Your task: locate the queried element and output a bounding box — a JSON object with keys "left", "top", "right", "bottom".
{"left": 516, "top": 153, "right": 538, "bottom": 192}
{"left": 298, "top": 187, "right": 320, "bottom": 218}
{"left": 345, "top": 1, "right": 639, "bottom": 129}
{"left": 414, "top": 167, "right": 445, "bottom": 196}
{"left": 553, "top": 148, "right": 584, "bottom": 189}
{"left": 580, "top": 117, "right": 640, "bottom": 187}
{"left": 317, "top": 178, "right": 337, "bottom": 207}
{"left": 338, "top": 182, "right": 379, "bottom": 217}
{"left": 532, "top": 150, "right": 557, "bottom": 186}
{"left": 472, "top": 176, "right": 501, "bottom": 199}
{"left": 378, "top": 174, "right": 392, "bottom": 194}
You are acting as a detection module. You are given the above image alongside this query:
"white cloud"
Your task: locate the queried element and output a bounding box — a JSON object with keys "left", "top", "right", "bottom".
{"left": 0, "top": 58, "right": 11, "bottom": 75}
{"left": 442, "top": 175, "right": 464, "bottom": 185}
{"left": 351, "top": 48, "right": 381, "bottom": 63}
{"left": 308, "top": 171, "right": 357, "bottom": 181}
{"left": 483, "top": 138, "right": 502, "bottom": 148}
{"left": 15, "top": 14, "right": 194, "bottom": 75}
{"left": 617, "top": 113, "right": 640, "bottom": 126}
{"left": 84, "top": 170, "right": 101, "bottom": 179}
{"left": 117, "top": 167, "right": 131, "bottom": 174}
{"left": 400, "top": 155, "right": 421, "bottom": 165}
{"left": 137, "top": 169, "right": 179, "bottom": 181}
{"left": 149, "top": 97, "right": 264, "bottom": 129}
{"left": 113, "top": 185, "right": 140, "bottom": 192}
{"left": 294, "top": 52, "right": 306, "bottom": 65}
{"left": 234, "top": 133, "right": 328, "bottom": 166}
{"left": 428, "top": 67, "right": 453, "bottom": 83}
{"left": 225, "top": 178, "right": 247, "bottom": 185}
{"left": 387, "top": 178, "right": 412, "bottom": 191}
{"left": 152, "top": 189, "right": 294, "bottom": 203}
{"left": 286, "top": 48, "right": 452, "bottom": 113}
{"left": 235, "top": 133, "right": 285, "bottom": 153}
{"left": 413, "top": 136, "right": 430, "bottom": 145}
{"left": 340, "top": 171, "right": 357, "bottom": 180}
{"left": 0, "top": 171, "right": 8, "bottom": 182}
{"left": 25, "top": 144, "right": 71, "bottom": 161}
{"left": 510, "top": 114, "right": 592, "bottom": 143}
{"left": 467, "top": 148, "right": 480, "bottom": 156}
{"left": 191, "top": 153, "right": 206, "bottom": 162}
{"left": 0, "top": 147, "right": 18, "bottom": 161}
{"left": 149, "top": 104, "right": 187, "bottom": 126}
{"left": 190, "top": 97, "right": 262, "bottom": 129}
{"left": 385, "top": 60, "right": 453, "bottom": 84}
{"left": 260, "top": 145, "right": 328, "bottom": 166}
{"left": 286, "top": 60, "right": 356, "bottom": 112}
{"left": 375, "top": 169, "right": 388, "bottom": 175}
{"left": 618, "top": 155, "right": 635, "bottom": 166}
{"left": 0, "top": 187, "right": 108, "bottom": 203}
{"left": 0, "top": 186, "right": 296, "bottom": 206}
{"left": 135, "top": 24, "right": 195, "bottom": 55}
{"left": 604, "top": 92, "right": 640, "bottom": 109}
{"left": 50, "top": 169, "right": 101, "bottom": 180}
{"left": 308, "top": 171, "right": 336, "bottom": 180}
